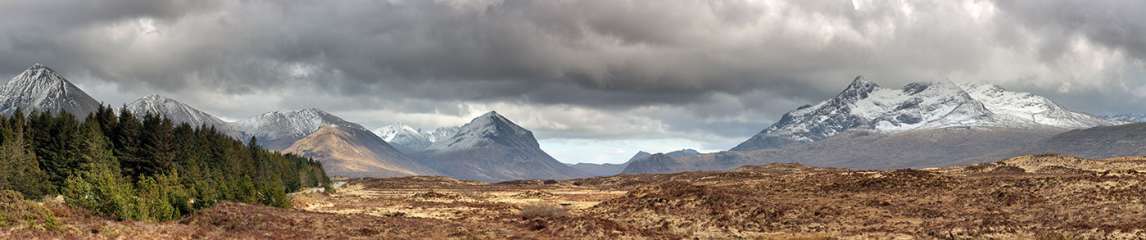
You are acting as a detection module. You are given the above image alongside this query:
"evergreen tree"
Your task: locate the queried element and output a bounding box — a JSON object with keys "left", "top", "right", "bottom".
{"left": 0, "top": 126, "right": 51, "bottom": 198}
{"left": 114, "top": 108, "right": 144, "bottom": 180}
{"left": 139, "top": 114, "right": 175, "bottom": 176}
{"left": 2, "top": 106, "right": 330, "bottom": 221}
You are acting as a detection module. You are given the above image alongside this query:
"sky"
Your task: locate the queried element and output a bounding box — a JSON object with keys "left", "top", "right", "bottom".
{"left": 0, "top": 0, "right": 1143, "bottom": 164}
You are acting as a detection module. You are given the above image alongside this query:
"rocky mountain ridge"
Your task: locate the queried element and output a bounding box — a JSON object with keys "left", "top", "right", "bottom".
{"left": 733, "top": 76, "right": 1114, "bottom": 151}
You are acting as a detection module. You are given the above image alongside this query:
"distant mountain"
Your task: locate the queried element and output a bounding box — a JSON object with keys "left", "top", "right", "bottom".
{"left": 1026, "top": 123, "right": 1146, "bottom": 159}
{"left": 237, "top": 108, "right": 367, "bottom": 150}
{"left": 628, "top": 151, "right": 653, "bottom": 162}
{"left": 568, "top": 151, "right": 651, "bottom": 177}
{"left": 619, "top": 149, "right": 705, "bottom": 174}
{"left": 733, "top": 76, "right": 1114, "bottom": 151}
{"left": 1100, "top": 113, "right": 1146, "bottom": 123}
{"left": 372, "top": 124, "right": 459, "bottom": 153}
{"left": 627, "top": 76, "right": 1112, "bottom": 174}
{"left": 570, "top": 149, "right": 701, "bottom": 177}
{"left": 0, "top": 63, "right": 101, "bottom": 117}
{"left": 568, "top": 162, "right": 628, "bottom": 177}
{"left": 284, "top": 125, "right": 439, "bottom": 178}
{"left": 624, "top": 128, "right": 1061, "bottom": 174}
{"left": 126, "top": 94, "right": 237, "bottom": 135}
{"left": 662, "top": 149, "right": 701, "bottom": 159}
{"left": 416, "top": 111, "right": 586, "bottom": 181}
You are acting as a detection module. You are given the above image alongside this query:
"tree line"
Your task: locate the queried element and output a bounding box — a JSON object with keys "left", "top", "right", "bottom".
{"left": 0, "top": 106, "right": 330, "bottom": 221}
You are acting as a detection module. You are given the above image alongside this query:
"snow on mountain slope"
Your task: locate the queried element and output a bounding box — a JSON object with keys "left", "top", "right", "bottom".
{"left": 127, "top": 95, "right": 231, "bottom": 129}
{"left": 1100, "top": 113, "right": 1146, "bottom": 123}
{"left": 960, "top": 83, "right": 1114, "bottom": 128}
{"left": 237, "top": 108, "right": 368, "bottom": 149}
{"left": 0, "top": 63, "right": 101, "bottom": 117}
{"left": 733, "top": 76, "right": 1115, "bottom": 151}
{"left": 418, "top": 111, "right": 586, "bottom": 181}
{"left": 426, "top": 111, "right": 538, "bottom": 152}
{"left": 373, "top": 124, "right": 459, "bottom": 153}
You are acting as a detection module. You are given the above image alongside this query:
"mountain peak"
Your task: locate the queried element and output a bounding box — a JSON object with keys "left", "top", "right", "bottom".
{"left": 14, "top": 63, "right": 66, "bottom": 84}
{"left": 627, "top": 151, "right": 654, "bottom": 162}
{"left": 26, "top": 63, "right": 50, "bottom": 71}
{"left": 0, "top": 63, "right": 101, "bottom": 117}
{"left": 126, "top": 94, "right": 231, "bottom": 133}
{"left": 141, "top": 94, "right": 165, "bottom": 101}
{"left": 836, "top": 75, "right": 880, "bottom": 103}
{"left": 299, "top": 107, "right": 326, "bottom": 113}
{"left": 466, "top": 111, "right": 524, "bottom": 131}
{"left": 429, "top": 111, "right": 536, "bottom": 151}
{"left": 476, "top": 111, "right": 506, "bottom": 121}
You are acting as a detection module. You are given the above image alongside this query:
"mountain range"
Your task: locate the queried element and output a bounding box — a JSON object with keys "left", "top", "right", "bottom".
{"left": 624, "top": 76, "right": 1138, "bottom": 174}
{"left": 0, "top": 63, "right": 574, "bottom": 181}
{"left": 4, "top": 64, "right": 1145, "bottom": 180}
{"left": 732, "top": 76, "right": 1115, "bottom": 151}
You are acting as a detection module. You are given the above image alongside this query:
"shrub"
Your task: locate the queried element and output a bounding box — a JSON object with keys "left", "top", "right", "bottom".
{"left": 0, "top": 190, "right": 58, "bottom": 230}
{"left": 63, "top": 163, "right": 139, "bottom": 220}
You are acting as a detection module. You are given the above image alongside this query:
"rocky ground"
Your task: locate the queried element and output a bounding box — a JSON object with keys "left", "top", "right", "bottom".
{"left": 4, "top": 154, "right": 1146, "bottom": 239}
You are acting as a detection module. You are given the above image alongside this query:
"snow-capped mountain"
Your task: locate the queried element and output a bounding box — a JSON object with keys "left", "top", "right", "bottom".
{"left": 126, "top": 95, "right": 231, "bottom": 130}
{"left": 237, "top": 108, "right": 368, "bottom": 149}
{"left": 425, "top": 112, "right": 538, "bottom": 152}
{"left": 732, "top": 76, "right": 1115, "bottom": 151}
{"left": 0, "top": 63, "right": 101, "bottom": 117}
{"left": 372, "top": 124, "right": 459, "bottom": 153}
{"left": 418, "top": 111, "right": 586, "bottom": 181}
{"left": 1100, "top": 113, "right": 1146, "bottom": 123}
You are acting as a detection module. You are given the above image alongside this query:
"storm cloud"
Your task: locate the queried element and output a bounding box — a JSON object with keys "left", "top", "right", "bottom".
{"left": 1, "top": 0, "right": 1143, "bottom": 163}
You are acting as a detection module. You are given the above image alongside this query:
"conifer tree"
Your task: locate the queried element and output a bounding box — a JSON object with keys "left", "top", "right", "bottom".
{"left": 2, "top": 106, "right": 329, "bottom": 220}
{"left": 114, "top": 108, "right": 144, "bottom": 180}
{"left": 0, "top": 126, "right": 51, "bottom": 198}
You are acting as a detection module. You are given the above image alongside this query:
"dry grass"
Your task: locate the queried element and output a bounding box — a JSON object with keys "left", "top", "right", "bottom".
{"left": 519, "top": 203, "right": 568, "bottom": 219}
{"left": 5, "top": 155, "right": 1146, "bottom": 239}
{"left": 0, "top": 190, "right": 57, "bottom": 231}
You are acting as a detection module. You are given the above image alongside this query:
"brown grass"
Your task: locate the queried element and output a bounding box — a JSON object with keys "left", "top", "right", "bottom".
{"left": 519, "top": 203, "right": 568, "bottom": 219}
{"left": 0, "top": 190, "right": 57, "bottom": 231}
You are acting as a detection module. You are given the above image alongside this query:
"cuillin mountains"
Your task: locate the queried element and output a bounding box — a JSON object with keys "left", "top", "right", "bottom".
{"left": 623, "top": 76, "right": 1134, "bottom": 174}
{"left": 732, "top": 76, "right": 1114, "bottom": 151}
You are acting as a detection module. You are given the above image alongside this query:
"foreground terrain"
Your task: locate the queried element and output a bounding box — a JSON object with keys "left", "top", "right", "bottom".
{"left": 4, "top": 154, "right": 1146, "bottom": 239}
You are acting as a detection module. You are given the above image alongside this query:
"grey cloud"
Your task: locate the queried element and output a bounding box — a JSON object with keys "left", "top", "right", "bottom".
{"left": 995, "top": 1, "right": 1146, "bottom": 61}
{"left": 0, "top": 0, "right": 1143, "bottom": 144}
